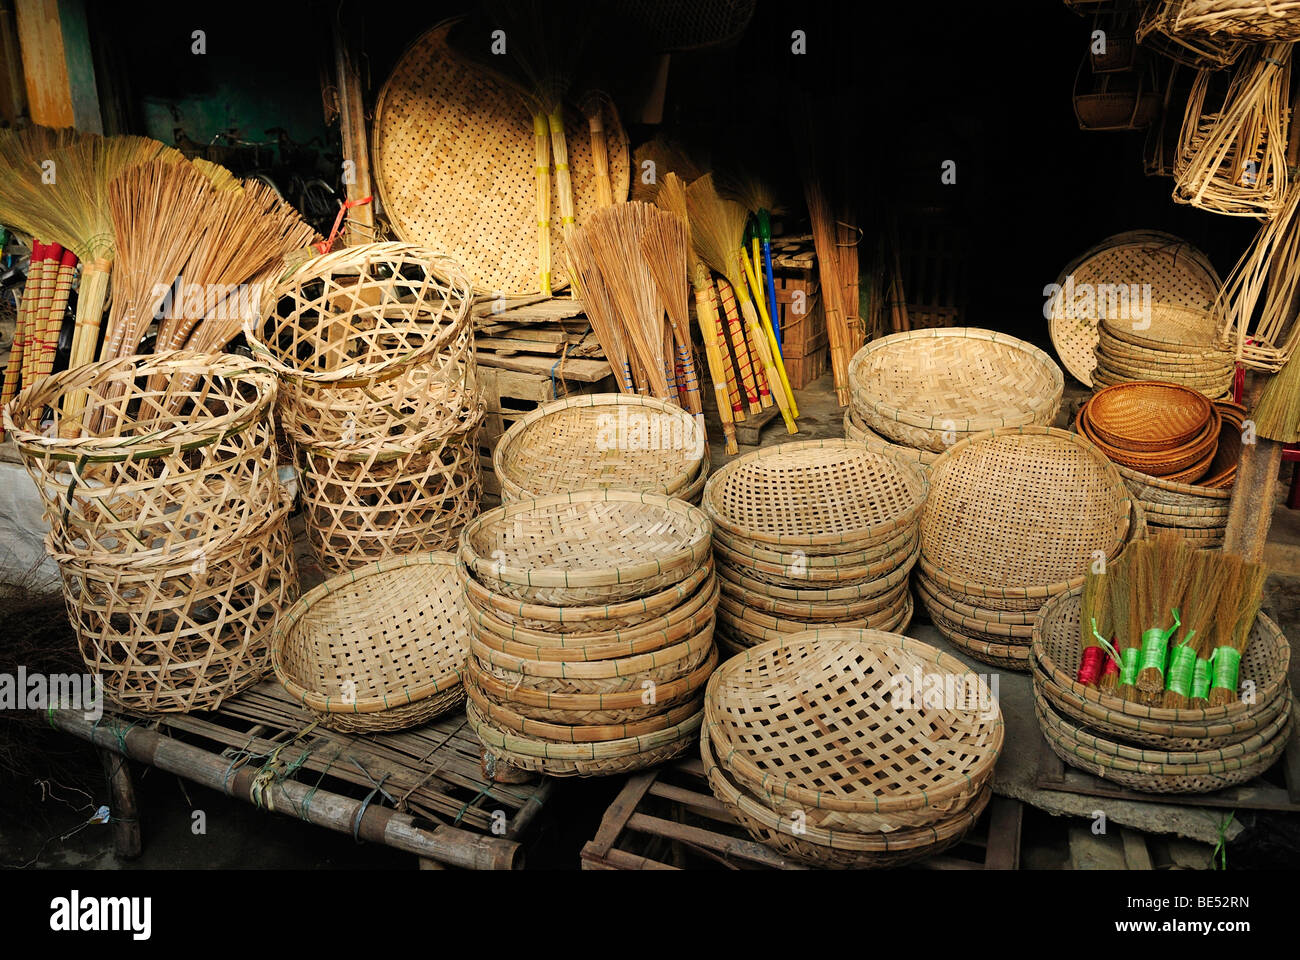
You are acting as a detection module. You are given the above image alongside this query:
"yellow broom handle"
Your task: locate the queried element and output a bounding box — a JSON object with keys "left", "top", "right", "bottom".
{"left": 742, "top": 247, "right": 798, "bottom": 418}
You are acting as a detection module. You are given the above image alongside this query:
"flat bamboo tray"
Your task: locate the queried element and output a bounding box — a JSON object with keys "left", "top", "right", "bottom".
{"left": 842, "top": 408, "right": 939, "bottom": 468}
{"left": 718, "top": 568, "right": 912, "bottom": 622}
{"left": 371, "top": 19, "right": 630, "bottom": 297}
{"left": 711, "top": 529, "right": 917, "bottom": 587}
{"left": 914, "top": 577, "right": 1034, "bottom": 641}
{"left": 930, "top": 619, "right": 1033, "bottom": 672}
{"left": 716, "top": 590, "right": 912, "bottom": 648}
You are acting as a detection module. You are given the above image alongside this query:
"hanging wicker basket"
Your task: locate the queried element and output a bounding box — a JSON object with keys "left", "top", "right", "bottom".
{"left": 1073, "top": 54, "right": 1163, "bottom": 130}
{"left": 1138, "top": 0, "right": 1245, "bottom": 68}
{"left": 1174, "top": 0, "right": 1300, "bottom": 41}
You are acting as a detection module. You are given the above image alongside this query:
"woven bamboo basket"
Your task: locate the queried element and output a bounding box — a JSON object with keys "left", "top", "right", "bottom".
{"left": 920, "top": 426, "right": 1132, "bottom": 600}
{"left": 712, "top": 528, "right": 918, "bottom": 588}
{"left": 467, "top": 700, "right": 702, "bottom": 777}
{"left": 913, "top": 574, "right": 1039, "bottom": 625}
{"left": 914, "top": 577, "right": 1034, "bottom": 642}
{"left": 705, "top": 630, "right": 1003, "bottom": 833}
{"left": 1036, "top": 691, "right": 1292, "bottom": 794}
{"left": 1048, "top": 234, "right": 1221, "bottom": 387}
{"left": 718, "top": 570, "right": 912, "bottom": 623}
{"left": 6, "top": 352, "right": 282, "bottom": 565}
{"left": 716, "top": 538, "right": 919, "bottom": 601}
{"left": 466, "top": 683, "right": 702, "bottom": 744}
{"left": 460, "top": 558, "right": 714, "bottom": 635}
{"left": 1099, "top": 306, "right": 1233, "bottom": 355}
{"left": 1138, "top": 0, "right": 1245, "bottom": 68}
{"left": 842, "top": 408, "right": 939, "bottom": 469}
{"left": 1175, "top": 1, "right": 1300, "bottom": 40}
{"left": 1078, "top": 399, "right": 1220, "bottom": 479}
{"left": 1072, "top": 54, "right": 1162, "bottom": 131}
{"left": 1091, "top": 362, "right": 1234, "bottom": 400}
{"left": 271, "top": 552, "right": 469, "bottom": 733}
{"left": 246, "top": 243, "right": 478, "bottom": 450}
{"left": 702, "top": 439, "right": 928, "bottom": 552}
{"left": 1087, "top": 381, "right": 1214, "bottom": 449}
{"left": 931, "top": 620, "right": 1032, "bottom": 672}
{"left": 716, "top": 591, "right": 913, "bottom": 650}
{"left": 1032, "top": 587, "right": 1292, "bottom": 726}
{"left": 459, "top": 489, "right": 712, "bottom": 606}
{"left": 298, "top": 424, "right": 483, "bottom": 574}
{"left": 493, "top": 394, "right": 707, "bottom": 503}
{"left": 849, "top": 329, "right": 1063, "bottom": 452}
{"left": 701, "top": 725, "right": 991, "bottom": 868}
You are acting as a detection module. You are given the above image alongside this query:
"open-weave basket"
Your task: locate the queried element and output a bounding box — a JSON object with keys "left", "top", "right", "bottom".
{"left": 705, "top": 630, "right": 1003, "bottom": 834}
{"left": 914, "top": 576, "right": 1034, "bottom": 642}
{"left": 493, "top": 393, "right": 706, "bottom": 503}
{"left": 272, "top": 552, "right": 469, "bottom": 733}
{"left": 717, "top": 591, "right": 913, "bottom": 650}
{"left": 920, "top": 426, "right": 1132, "bottom": 599}
{"left": 703, "top": 439, "right": 928, "bottom": 552}
{"left": 701, "top": 725, "right": 991, "bottom": 869}
{"left": 1175, "top": 1, "right": 1300, "bottom": 40}
{"left": 849, "top": 329, "right": 1062, "bottom": 451}
{"left": 712, "top": 526, "right": 917, "bottom": 587}
{"left": 1048, "top": 233, "right": 1221, "bottom": 387}
{"left": 245, "top": 242, "right": 477, "bottom": 451}
{"left": 459, "top": 489, "right": 712, "bottom": 606}
{"left": 466, "top": 683, "right": 702, "bottom": 743}
{"left": 371, "top": 19, "right": 630, "bottom": 297}
{"left": 842, "top": 408, "right": 939, "bottom": 470}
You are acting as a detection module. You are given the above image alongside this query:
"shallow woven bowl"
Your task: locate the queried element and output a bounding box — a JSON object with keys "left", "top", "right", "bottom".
{"left": 1078, "top": 402, "right": 1220, "bottom": 479}
{"left": 920, "top": 426, "right": 1132, "bottom": 597}
{"left": 705, "top": 629, "right": 1003, "bottom": 832}
{"left": 933, "top": 620, "right": 1033, "bottom": 672}
{"left": 271, "top": 552, "right": 468, "bottom": 732}
{"left": 494, "top": 393, "right": 707, "bottom": 503}
{"left": 1085, "top": 381, "right": 1214, "bottom": 450}
{"left": 703, "top": 439, "right": 928, "bottom": 552}
{"left": 459, "top": 489, "right": 712, "bottom": 605}
{"left": 848, "top": 328, "right": 1063, "bottom": 451}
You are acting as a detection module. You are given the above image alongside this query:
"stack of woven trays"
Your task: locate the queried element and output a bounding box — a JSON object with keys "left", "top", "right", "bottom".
{"left": 1077, "top": 381, "right": 1225, "bottom": 486}
{"left": 845, "top": 328, "right": 1063, "bottom": 471}
{"left": 1094, "top": 310, "right": 1235, "bottom": 399}
{"left": 917, "top": 426, "right": 1140, "bottom": 673}
{"left": 272, "top": 552, "right": 470, "bottom": 732}
{"left": 702, "top": 440, "right": 927, "bottom": 655}
{"left": 1032, "top": 588, "right": 1294, "bottom": 794}
{"left": 4, "top": 353, "right": 298, "bottom": 712}
{"left": 245, "top": 242, "right": 483, "bottom": 574}
{"left": 459, "top": 490, "right": 717, "bottom": 777}
{"left": 701, "top": 630, "right": 1004, "bottom": 868}
{"left": 492, "top": 393, "right": 708, "bottom": 503}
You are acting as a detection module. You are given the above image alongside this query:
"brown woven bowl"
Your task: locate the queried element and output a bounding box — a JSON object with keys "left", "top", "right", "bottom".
{"left": 1077, "top": 401, "right": 1220, "bottom": 479}
{"left": 272, "top": 552, "right": 468, "bottom": 733}
{"left": 1085, "top": 381, "right": 1214, "bottom": 450}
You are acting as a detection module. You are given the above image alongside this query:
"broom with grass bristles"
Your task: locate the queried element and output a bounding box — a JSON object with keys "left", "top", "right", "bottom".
{"left": 1209, "top": 555, "right": 1268, "bottom": 707}
{"left": 687, "top": 175, "right": 796, "bottom": 434}
{"left": 1135, "top": 533, "right": 1198, "bottom": 705}
{"left": 1077, "top": 562, "right": 1116, "bottom": 689}
{"left": 564, "top": 228, "right": 633, "bottom": 393}
{"left": 1100, "top": 550, "right": 1133, "bottom": 695}
{"left": 639, "top": 204, "right": 706, "bottom": 436}
{"left": 1163, "top": 550, "right": 1228, "bottom": 709}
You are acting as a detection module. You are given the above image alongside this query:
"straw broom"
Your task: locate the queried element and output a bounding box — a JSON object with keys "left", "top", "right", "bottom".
{"left": 715, "top": 275, "right": 770, "bottom": 411}
{"left": 805, "top": 175, "right": 854, "bottom": 405}
{"left": 1136, "top": 533, "right": 1197, "bottom": 705}
{"left": 18, "top": 242, "right": 50, "bottom": 389}
{"left": 687, "top": 175, "right": 796, "bottom": 433}
{"left": 1163, "top": 550, "right": 1226, "bottom": 708}
{"left": 581, "top": 92, "right": 612, "bottom": 208}
{"left": 564, "top": 229, "right": 632, "bottom": 392}
{"left": 37, "top": 246, "right": 79, "bottom": 383}
{"left": 640, "top": 204, "right": 706, "bottom": 435}
{"left": 742, "top": 243, "right": 799, "bottom": 415}
{"left": 1209, "top": 556, "right": 1267, "bottom": 707}
{"left": 1099, "top": 551, "right": 1133, "bottom": 695}
{"left": 1077, "top": 564, "right": 1115, "bottom": 689}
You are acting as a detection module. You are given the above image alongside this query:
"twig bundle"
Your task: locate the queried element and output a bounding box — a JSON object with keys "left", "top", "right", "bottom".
{"left": 1078, "top": 563, "right": 1115, "bottom": 688}
{"left": 1135, "top": 533, "right": 1196, "bottom": 704}
{"left": 1209, "top": 556, "right": 1267, "bottom": 706}
{"left": 1162, "top": 550, "right": 1224, "bottom": 707}
{"left": 805, "top": 175, "right": 855, "bottom": 405}
{"left": 1102, "top": 551, "right": 1134, "bottom": 695}
{"left": 1175, "top": 1, "right": 1300, "bottom": 42}
{"left": 564, "top": 229, "right": 632, "bottom": 392}
{"left": 639, "top": 205, "right": 705, "bottom": 433}
{"left": 1252, "top": 343, "right": 1300, "bottom": 442}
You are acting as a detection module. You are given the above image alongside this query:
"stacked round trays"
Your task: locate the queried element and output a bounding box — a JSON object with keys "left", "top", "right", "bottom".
{"left": 1078, "top": 382, "right": 1219, "bottom": 482}
{"left": 1046, "top": 231, "right": 1222, "bottom": 388}
{"left": 1032, "top": 588, "right": 1294, "bottom": 793}
{"left": 701, "top": 630, "right": 1004, "bottom": 868}
{"left": 272, "top": 553, "right": 470, "bottom": 732}
{"left": 701, "top": 440, "right": 927, "bottom": 655}
{"left": 918, "top": 426, "right": 1140, "bottom": 672}
{"left": 492, "top": 393, "right": 708, "bottom": 503}
{"left": 1094, "top": 311, "right": 1235, "bottom": 399}
{"left": 846, "top": 328, "right": 1063, "bottom": 466}
{"left": 459, "top": 489, "right": 717, "bottom": 776}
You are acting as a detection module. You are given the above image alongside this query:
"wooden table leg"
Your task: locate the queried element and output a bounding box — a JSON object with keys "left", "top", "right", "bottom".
{"left": 96, "top": 747, "right": 142, "bottom": 860}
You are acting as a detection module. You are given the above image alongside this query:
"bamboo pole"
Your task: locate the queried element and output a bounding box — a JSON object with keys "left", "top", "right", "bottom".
{"left": 742, "top": 245, "right": 798, "bottom": 416}
{"left": 715, "top": 275, "right": 764, "bottom": 412}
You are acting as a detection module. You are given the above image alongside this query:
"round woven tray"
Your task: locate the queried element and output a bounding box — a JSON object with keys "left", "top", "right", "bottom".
{"left": 461, "top": 558, "right": 713, "bottom": 635}
{"left": 712, "top": 522, "right": 916, "bottom": 584}
{"left": 1047, "top": 232, "right": 1220, "bottom": 386}
{"left": 932, "top": 620, "right": 1032, "bottom": 672}
{"left": 848, "top": 328, "right": 1063, "bottom": 451}
{"left": 1090, "top": 362, "right": 1234, "bottom": 400}
{"left": 493, "top": 393, "right": 706, "bottom": 502}
{"left": 842, "top": 408, "right": 939, "bottom": 469}
{"left": 700, "top": 725, "right": 990, "bottom": 868}
{"left": 1032, "top": 587, "right": 1292, "bottom": 725}
{"left": 913, "top": 572, "right": 1040, "bottom": 625}
{"left": 466, "top": 681, "right": 702, "bottom": 743}
{"left": 716, "top": 590, "right": 912, "bottom": 649}
{"left": 920, "top": 426, "right": 1132, "bottom": 597}
{"left": 914, "top": 577, "right": 1034, "bottom": 641}
{"left": 719, "top": 571, "right": 912, "bottom": 623}
{"left": 1086, "top": 381, "right": 1214, "bottom": 450}
{"left": 372, "top": 19, "right": 630, "bottom": 297}
{"left": 271, "top": 552, "right": 468, "bottom": 732}
{"left": 1036, "top": 692, "right": 1293, "bottom": 794}
{"left": 1098, "top": 305, "right": 1230, "bottom": 354}
{"left": 705, "top": 629, "right": 1002, "bottom": 833}
{"left": 702, "top": 439, "right": 928, "bottom": 552}
{"left": 716, "top": 538, "right": 918, "bottom": 602}
{"left": 459, "top": 489, "right": 712, "bottom": 605}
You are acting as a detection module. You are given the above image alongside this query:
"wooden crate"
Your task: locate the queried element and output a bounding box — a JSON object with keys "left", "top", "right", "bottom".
{"left": 770, "top": 237, "right": 828, "bottom": 390}
{"left": 580, "top": 756, "right": 1023, "bottom": 870}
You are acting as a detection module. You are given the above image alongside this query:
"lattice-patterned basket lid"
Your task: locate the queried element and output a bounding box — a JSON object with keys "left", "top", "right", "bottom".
{"left": 371, "top": 19, "right": 631, "bottom": 297}
{"left": 1048, "top": 231, "right": 1221, "bottom": 386}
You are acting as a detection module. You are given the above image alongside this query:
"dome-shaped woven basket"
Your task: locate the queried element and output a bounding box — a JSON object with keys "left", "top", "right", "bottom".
{"left": 246, "top": 242, "right": 477, "bottom": 451}
{"left": 1036, "top": 690, "right": 1293, "bottom": 794}
{"left": 1086, "top": 381, "right": 1214, "bottom": 450}
{"left": 848, "top": 328, "right": 1063, "bottom": 451}
{"left": 6, "top": 352, "right": 281, "bottom": 565}
{"left": 1032, "top": 587, "right": 1292, "bottom": 728}
{"left": 272, "top": 552, "right": 470, "bottom": 732}
{"left": 705, "top": 630, "right": 1003, "bottom": 834}
{"left": 703, "top": 439, "right": 928, "bottom": 552}
{"left": 843, "top": 408, "right": 939, "bottom": 469}
{"left": 371, "top": 19, "right": 630, "bottom": 297}
{"left": 920, "top": 426, "right": 1132, "bottom": 598}
{"left": 1047, "top": 232, "right": 1221, "bottom": 386}
{"left": 494, "top": 394, "right": 706, "bottom": 503}
{"left": 700, "top": 725, "right": 990, "bottom": 868}
{"left": 459, "top": 489, "right": 712, "bottom": 605}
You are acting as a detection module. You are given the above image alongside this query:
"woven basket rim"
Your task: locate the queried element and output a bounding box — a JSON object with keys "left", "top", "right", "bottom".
{"left": 465, "top": 680, "right": 702, "bottom": 743}
{"left": 716, "top": 540, "right": 919, "bottom": 607}
{"left": 1117, "top": 461, "right": 1234, "bottom": 500}
{"left": 914, "top": 572, "right": 1040, "bottom": 625}
{"left": 848, "top": 327, "right": 1064, "bottom": 431}
{"left": 717, "top": 586, "right": 912, "bottom": 638}
{"left": 702, "top": 438, "right": 928, "bottom": 549}
{"left": 5, "top": 351, "right": 276, "bottom": 462}
{"left": 712, "top": 520, "right": 917, "bottom": 571}
{"left": 1086, "top": 381, "right": 1215, "bottom": 450}
{"left": 842, "top": 408, "right": 940, "bottom": 465}
{"left": 468, "top": 618, "right": 714, "bottom": 679}
{"left": 271, "top": 551, "right": 465, "bottom": 715}
{"left": 493, "top": 393, "right": 707, "bottom": 501}
{"left": 466, "top": 698, "right": 703, "bottom": 760}
{"left": 915, "top": 578, "right": 1035, "bottom": 640}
